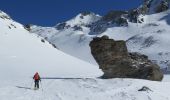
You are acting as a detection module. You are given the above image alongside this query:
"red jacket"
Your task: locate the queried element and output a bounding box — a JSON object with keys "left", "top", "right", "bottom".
{"left": 33, "top": 72, "right": 41, "bottom": 81}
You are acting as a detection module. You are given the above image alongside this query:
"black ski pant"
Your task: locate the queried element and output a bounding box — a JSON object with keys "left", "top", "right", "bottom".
{"left": 34, "top": 80, "right": 39, "bottom": 88}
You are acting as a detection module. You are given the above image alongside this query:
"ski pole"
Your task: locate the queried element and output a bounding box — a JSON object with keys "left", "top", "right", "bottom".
{"left": 30, "top": 79, "right": 33, "bottom": 88}
{"left": 40, "top": 81, "right": 43, "bottom": 91}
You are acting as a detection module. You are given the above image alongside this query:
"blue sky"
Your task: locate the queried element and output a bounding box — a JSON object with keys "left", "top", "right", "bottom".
{"left": 0, "top": 0, "right": 142, "bottom": 26}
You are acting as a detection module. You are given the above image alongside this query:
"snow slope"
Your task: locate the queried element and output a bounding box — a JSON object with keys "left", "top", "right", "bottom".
{"left": 31, "top": 20, "right": 98, "bottom": 65}
{"left": 0, "top": 77, "right": 170, "bottom": 100}
{"left": 0, "top": 11, "right": 102, "bottom": 80}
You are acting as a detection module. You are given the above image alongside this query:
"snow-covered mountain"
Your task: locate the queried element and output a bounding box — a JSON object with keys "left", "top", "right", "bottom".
{"left": 56, "top": 12, "right": 101, "bottom": 28}
{"left": 30, "top": 0, "right": 170, "bottom": 71}
{"left": 0, "top": 10, "right": 102, "bottom": 80}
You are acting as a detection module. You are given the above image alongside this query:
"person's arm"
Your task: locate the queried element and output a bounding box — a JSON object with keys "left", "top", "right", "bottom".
{"left": 33, "top": 75, "right": 35, "bottom": 79}
{"left": 39, "top": 75, "right": 41, "bottom": 81}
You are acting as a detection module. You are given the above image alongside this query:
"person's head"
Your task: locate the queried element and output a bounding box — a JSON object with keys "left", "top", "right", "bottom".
{"left": 35, "top": 72, "right": 38, "bottom": 74}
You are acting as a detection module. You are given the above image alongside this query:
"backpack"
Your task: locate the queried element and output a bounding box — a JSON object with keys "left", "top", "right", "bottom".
{"left": 34, "top": 73, "right": 40, "bottom": 80}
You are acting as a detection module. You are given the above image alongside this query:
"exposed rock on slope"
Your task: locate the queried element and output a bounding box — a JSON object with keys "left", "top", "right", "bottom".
{"left": 0, "top": 10, "right": 11, "bottom": 20}
{"left": 90, "top": 36, "right": 163, "bottom": 81}
{"left": 145, "top": 0, "right": 170, "bottom": 14}
{"left": 128, "top": 0, "right": 170, "bottom": 23}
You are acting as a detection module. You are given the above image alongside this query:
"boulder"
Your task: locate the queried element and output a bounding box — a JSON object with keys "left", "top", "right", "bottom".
{"left": 89, "top": 35, "right": 163, "bottom": 81}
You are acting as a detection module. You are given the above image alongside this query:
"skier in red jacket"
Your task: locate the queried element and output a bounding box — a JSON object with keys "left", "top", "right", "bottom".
{"left": 33, "top": 72, "right": 41, "bottom": 89}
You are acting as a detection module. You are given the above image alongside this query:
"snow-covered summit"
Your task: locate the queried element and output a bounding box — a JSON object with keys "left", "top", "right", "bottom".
{"left": 65, "top": 12, "right": 101, "bottom": 27}
{"left": 54, "top": 12, "right": 101, "bottom": 31}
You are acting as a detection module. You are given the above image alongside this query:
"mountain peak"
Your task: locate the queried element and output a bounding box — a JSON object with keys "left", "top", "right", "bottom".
{"left": 80, "top": 11, "right": 94, "bottom": 16}
{"left": 55, "top": 12, "right": 101, "bottom": 30}
{"left": 66, "top": 12, "right": 101, "bottom": 27}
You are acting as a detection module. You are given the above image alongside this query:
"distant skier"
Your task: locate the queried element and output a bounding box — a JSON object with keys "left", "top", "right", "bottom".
{"left": 33, "top": 72, "right": 41, "bottom": 89}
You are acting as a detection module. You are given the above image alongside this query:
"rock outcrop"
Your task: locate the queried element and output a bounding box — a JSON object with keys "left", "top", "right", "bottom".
{"left": 24, "top": 24, "right": 32, "bottom": 31}
{"left": 0, "top": 10, "right": 11, "bottom": 20}
{"left": 90, "top": 36, "right": 163, "bottom": 81}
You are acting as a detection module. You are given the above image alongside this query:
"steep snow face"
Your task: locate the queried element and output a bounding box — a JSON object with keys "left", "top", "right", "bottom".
{"left": 31, "top": 10, "right": 170, "bottom": 70}
{"left": 0, "top": 11, "right": 102, "bottom": 80}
